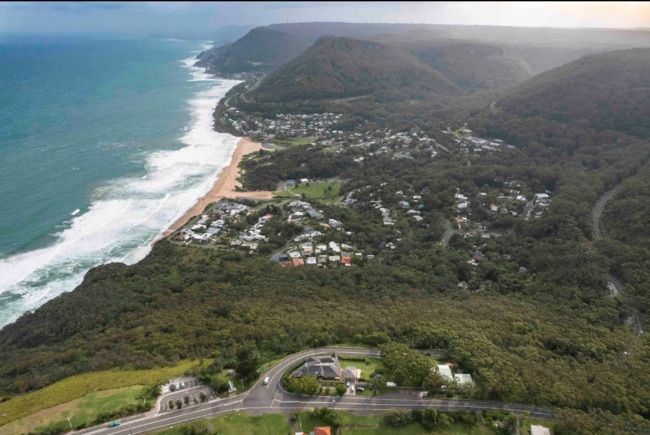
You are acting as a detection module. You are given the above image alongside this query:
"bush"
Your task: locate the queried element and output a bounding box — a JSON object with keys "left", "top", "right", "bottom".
{"left": 287, "top": 376, "right": 320, "bottom": 395}
{"left": 335, "top": 384, "right": 347, "bottom": 395}
{"left": 383, "top": 409, "right": 413, "bottom": 427}
{"left": 312, "top": 407, "right": 342, "bottom": 428}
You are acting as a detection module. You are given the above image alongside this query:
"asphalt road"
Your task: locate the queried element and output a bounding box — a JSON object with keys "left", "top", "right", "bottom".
{"left": 590, "top": 187, "right": 644, "bottom": 336}
{"left": 522, "top": 200, "right": 534, "bottom": 220}
{"left": 72, "top": 347, "right": 553, "bottom": 435}
{"left": 441, "top": 221, "right": 460, "bottom": 247}
{"left": 591, "top": 186, "right": 620, "bottom": 240}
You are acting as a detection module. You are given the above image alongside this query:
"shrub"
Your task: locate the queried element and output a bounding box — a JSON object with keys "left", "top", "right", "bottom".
{"left": 383, "top": 409, "right": 413, "bottom": 427}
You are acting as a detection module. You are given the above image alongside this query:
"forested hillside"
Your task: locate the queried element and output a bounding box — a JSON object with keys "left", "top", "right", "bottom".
{"left": 410, "top": 42, "right": 532, "bottom": 91}
{"left": 493, "top": 48, "right": 650, "bottom": 139}
{"left": 195, "top": 27, "right": 313, "bottom": 73}
{"left": 249, "top": 36, "right": 462, "bottom": 102}
{"left": 197, "top": 22, "right": 650, "bottom": 79}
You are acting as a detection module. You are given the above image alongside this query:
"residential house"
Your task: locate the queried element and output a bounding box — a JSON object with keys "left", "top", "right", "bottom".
{"left": 454, "top": 373, "right": 473, "bottom": 387}
{"left": 534, "top": 193, "right": 550, "bottom": 206}
{"left": 530, "top": 426, "right": 551, "bottom": 435}
{"left": 342, "top": 366, "right": 360, "bottom": 382}
{"left": 293, "top": 354, "right": 341, "bottom": 379}
{"left": 435, "top": 364, "right": 453, "bottom": 382}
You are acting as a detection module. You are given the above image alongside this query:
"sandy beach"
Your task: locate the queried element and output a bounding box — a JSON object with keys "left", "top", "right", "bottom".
{"left": 159, "top": 137, "right": 273, "bottom": 239}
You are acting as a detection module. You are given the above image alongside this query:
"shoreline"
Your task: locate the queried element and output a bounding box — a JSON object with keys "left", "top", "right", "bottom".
{"left": 158, "top": 137, "right": 273, "bottom": 241}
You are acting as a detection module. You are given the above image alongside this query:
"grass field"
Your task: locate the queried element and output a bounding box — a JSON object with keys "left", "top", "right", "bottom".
{"left": 273, "top": 181, "right": 340, "bottom": 201}
{"left": 0, "top": 386, "right": 143, "bottom": 435}
{"left": 452, "top": 128, "right": 471, "bottom": 139}
{"left": 338, "top": 357, "right": 386, "bottom": 382}
{"left": 0, "top": 359, "right": 210, "bottom": 427}
{"left": 153, "top": 412, "right": 292, "bottom": 434}
{"left": 271, "top": 137, "right": 316, "bottom": 147}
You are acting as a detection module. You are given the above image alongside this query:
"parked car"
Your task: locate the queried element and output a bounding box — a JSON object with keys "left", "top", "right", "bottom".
{"left": 108, "top": 421, "right": 121, "bottom": 427}
{"left": 355, "top": 386, "right": 365, "bottom": 392}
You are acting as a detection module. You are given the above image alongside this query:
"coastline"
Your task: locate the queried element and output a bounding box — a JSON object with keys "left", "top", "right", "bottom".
{"left": 158, "top": 137, "right": 273, "bottom": 240}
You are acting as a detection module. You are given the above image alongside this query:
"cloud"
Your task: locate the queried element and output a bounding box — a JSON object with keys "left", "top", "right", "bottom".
{"left": 44, "top": 2, "right": 138, "bottom": 13}
{"left": 261, "top": 2, "right": 346, "bottom": 10}
{"left": 1, "top": 1, "right": 648, "bottom": 36}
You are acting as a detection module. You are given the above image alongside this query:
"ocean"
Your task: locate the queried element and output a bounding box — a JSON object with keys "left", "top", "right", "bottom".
{"left": 0, "top": 34, "right": 241, "bottom": 329}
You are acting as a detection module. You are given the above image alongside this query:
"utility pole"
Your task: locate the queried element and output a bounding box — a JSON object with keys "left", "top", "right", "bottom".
{"left": 299, "top": 412, "right": 303, "bottom": 431}
{"left": 67, "top": 417, "right": 73, "bottom": 430}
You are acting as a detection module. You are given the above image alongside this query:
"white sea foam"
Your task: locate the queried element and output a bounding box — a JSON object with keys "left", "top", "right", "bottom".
{"left": 0, "top": 48, "right": 242, "bottom": 329}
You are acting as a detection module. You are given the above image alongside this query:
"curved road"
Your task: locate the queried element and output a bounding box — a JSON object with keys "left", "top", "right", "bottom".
{"left": 591, "top": 187, "right": 620, "bottom": 240}
{"left": 74, "top": 347, "right": 552, "bottom": 435}
{"left": 591, "top": 187, "right": 644, "bottom": 335}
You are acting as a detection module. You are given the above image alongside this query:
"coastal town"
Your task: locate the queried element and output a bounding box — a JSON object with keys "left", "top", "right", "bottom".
{"left": 167, "top": 106, "right": 553, "bottom": 274}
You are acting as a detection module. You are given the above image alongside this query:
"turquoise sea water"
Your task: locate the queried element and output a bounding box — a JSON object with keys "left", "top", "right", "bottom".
{"left": 0, "top": 34, "right": 240, "bottom": 328}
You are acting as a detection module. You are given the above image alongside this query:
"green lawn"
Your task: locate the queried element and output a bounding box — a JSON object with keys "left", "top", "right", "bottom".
{"left": 452, "top": 128, "right": 471, "bottom": 139}
{"left": 154, "top": 412, "right": 292, "bottom": 434}
{"left": 274, "top": 181, "right": 340, "bottom": 201}
{"left": 298, "top": 410, "right": 497, "bottom": 435}
{"left": 271, "top": 137, "right": 316, "bottom": 147}
{"left": 0, "top": 386, "right": 143, "bottom": 435}
{"left": 338, "top": 357, "right": 386, "bottom": 382}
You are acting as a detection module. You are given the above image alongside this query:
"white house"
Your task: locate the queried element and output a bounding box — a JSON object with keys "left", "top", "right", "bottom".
{"left": 454, "top": 373, "right": 473, "bottom": 386}
{"left": 530, "top": 425, "right": 551, "bottom": 435}
{"left": 436, "top": 365, "right": 453, "bottom": 382}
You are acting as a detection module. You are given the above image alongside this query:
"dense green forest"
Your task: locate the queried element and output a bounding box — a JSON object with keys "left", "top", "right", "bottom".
{"left": 250, "top": 36, "right": 461, "bottom": 102}
{"left": 195, "top": 27, "right": 313, "bottom": 74}
{"left": 0, "top": 236, "right": 647, "bottom": 415}
{"left": 494, "top": 48, "right": 650, "bottom": 139}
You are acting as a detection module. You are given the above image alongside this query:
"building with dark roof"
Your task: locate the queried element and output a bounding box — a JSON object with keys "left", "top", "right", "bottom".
{"left": 293, "top": 353, "right": 341, "bottom": 379}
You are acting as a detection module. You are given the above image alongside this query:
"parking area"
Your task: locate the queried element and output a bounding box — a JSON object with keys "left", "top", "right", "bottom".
{"left": 159, "top": 377, "right": 216, "bottom": 413}
{"left": 161, "top": 376, "right": 200, "bottom": 395}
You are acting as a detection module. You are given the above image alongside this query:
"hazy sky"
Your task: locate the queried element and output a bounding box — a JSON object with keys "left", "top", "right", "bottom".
{"left": 1, "top": 2, "right": 649, "bottom": 38}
